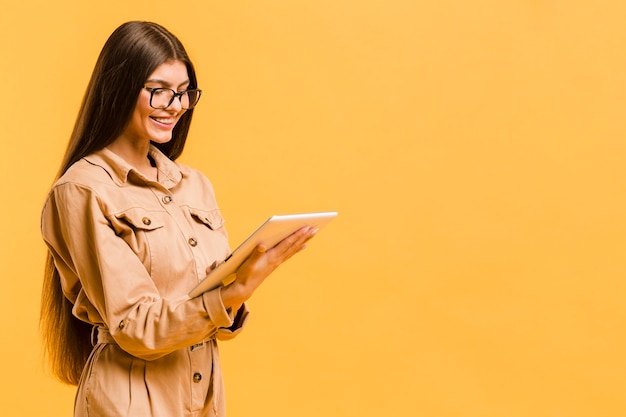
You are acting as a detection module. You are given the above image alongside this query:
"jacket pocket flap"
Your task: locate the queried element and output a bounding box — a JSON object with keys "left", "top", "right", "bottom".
{"left": 189, "top": 208, "right": 224, "bottom": 230}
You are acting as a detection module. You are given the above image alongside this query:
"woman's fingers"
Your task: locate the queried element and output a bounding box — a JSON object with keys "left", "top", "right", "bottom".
{"left": 239, "top": 227, "right": 318, "bottom": 280}
{"left": 223, "top": 227, "right": 319, "bottom": 306}
{"left": 269, "top": 227, "right": 318, "bottom": 260}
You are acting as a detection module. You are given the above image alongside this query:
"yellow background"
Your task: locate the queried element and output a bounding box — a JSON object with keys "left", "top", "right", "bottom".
{"left": 1, "top": 1, "right": 625, "bottom": 416}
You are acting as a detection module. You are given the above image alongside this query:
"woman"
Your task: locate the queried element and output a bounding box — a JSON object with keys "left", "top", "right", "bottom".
{"left": 40, "top": 21, "right": 316, "bottom": 417}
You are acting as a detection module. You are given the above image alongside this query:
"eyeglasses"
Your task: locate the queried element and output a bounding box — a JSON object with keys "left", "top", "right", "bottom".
{"left": 143, "top": 87, "right": 202, "bottom": 110}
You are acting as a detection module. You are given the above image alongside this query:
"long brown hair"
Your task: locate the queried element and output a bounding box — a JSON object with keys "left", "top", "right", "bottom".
{"left": 40, "top": 21, "right": 199, "bottom": 385}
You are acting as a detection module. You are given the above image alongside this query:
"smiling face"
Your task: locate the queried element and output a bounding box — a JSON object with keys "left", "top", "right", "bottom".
{"left": 119, "top": 60, "right": 190, "bottom": 147}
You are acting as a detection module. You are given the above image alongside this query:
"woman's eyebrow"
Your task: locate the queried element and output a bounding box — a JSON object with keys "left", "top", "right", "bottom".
{"left": 145, "top": 78, "right": 191, "bottom": 88}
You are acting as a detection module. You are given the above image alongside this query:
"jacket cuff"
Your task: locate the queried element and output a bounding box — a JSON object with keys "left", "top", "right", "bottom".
{"left": 201, "top": 287, "right": 234, "bottom": 329}
{"left": 217, "top": 303, "right": 250, "bottom": 340}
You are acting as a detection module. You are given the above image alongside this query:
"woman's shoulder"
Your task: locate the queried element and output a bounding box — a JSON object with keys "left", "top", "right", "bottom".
{"left": 53, "top": 157, "right": 112, "bottom": 189}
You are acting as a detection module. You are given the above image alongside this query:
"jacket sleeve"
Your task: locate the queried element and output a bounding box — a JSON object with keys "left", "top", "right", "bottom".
{"left": 41, "top": 181, "right": 241, "bottom": 361}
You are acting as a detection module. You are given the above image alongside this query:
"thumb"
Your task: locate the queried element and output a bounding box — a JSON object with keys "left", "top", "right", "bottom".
{"left": 206, "top": 260, "right": 218, "bottom": 275}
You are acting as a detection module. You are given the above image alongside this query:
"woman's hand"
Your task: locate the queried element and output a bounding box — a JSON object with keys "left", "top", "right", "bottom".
{"left": 220, "top": 226, "right": 318, "bottom": 309}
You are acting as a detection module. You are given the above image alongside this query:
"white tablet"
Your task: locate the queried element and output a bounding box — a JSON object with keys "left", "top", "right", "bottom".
{"left": 189, "top": 211, "right": 337, "bottom": 297}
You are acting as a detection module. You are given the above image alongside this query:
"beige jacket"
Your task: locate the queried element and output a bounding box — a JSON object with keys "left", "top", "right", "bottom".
{"left": 41, "top": 146, "right": 248, "bottom": 417}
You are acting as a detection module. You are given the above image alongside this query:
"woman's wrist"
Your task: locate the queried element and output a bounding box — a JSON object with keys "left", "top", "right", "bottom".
{"left": 221, "top": 281, "right": 248, "bottom": 310}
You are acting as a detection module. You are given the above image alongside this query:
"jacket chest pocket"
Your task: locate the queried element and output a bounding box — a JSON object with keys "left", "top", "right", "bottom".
{"left": 186, "top": 207, "right": 230, "bottom": 261}
{"left": 112, "top": 208, "right": 168, "bottom": 274}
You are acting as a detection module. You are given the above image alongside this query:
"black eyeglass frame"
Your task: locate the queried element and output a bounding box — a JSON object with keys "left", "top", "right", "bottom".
{"left": 143, "top": 87, "right": 203, "bottom": 110}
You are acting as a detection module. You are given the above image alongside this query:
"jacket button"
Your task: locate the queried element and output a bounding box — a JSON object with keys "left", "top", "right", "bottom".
{"left": 142, "top": 217, "right": 151, "bottom": 226}
{"left": 188, "top": 238, "right": 198, "bottom": 247}
{"left": 162, "top": 195, "right": 173, "bottom": 204}
{"left": 193, "top": 372, "right": 202, "bottom": 383}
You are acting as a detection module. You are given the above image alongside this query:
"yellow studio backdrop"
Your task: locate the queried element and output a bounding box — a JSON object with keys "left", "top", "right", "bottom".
{"left": 1, "top": 1, "right": 625, "bottom": 416}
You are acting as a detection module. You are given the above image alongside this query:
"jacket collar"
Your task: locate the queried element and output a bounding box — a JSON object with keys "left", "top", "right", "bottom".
{"left": 84, "top": 145, "right": 187, "bottom": 189}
